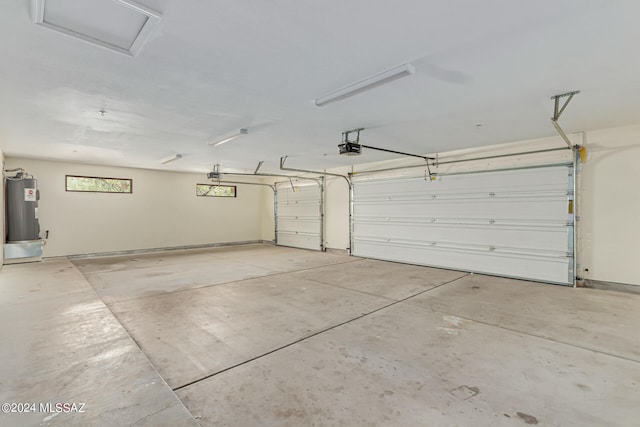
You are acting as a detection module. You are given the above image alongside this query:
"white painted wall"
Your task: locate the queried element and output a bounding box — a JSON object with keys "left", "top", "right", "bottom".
{"left": 4, "top": 158, "right": 268, "bottom": 257}
{"left": 261, "top": 185, "right": 275, "bottom": 242}
{"left": 578, "top": 125, "right": 640, "bottom": 285}
{"left": 324, "top": 177, "right": 350, "bottom": 250}
{"left": 323, "top": 125, "right": 640, "bottom": 286}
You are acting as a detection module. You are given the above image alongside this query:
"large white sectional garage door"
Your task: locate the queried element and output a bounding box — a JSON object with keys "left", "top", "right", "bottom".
{"left": 352, "top": 165, "right": 575, "bottom": 285}
{"left": 276, "top": 182, "right": 323, "bottom": 251}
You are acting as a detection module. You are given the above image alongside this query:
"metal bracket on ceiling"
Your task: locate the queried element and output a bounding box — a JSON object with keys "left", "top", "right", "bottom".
{"left": 254, "top": 161, "right": 264, "bottom": 174}
{"left": 207, "top": 163, "right": 221, "bottom": 180}
{"left": 343, "top": 128, "right": 363, "bottom": 144}
{"left": 552, "top": 91, "right": 579, "bottom": 121}
{"left": 550, "top": 91, "right": 580, "bottom": 149}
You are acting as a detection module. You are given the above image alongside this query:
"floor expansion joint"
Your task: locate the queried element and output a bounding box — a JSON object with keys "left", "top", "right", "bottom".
{"left": 172, "top": 272, "right": 471, "bottom": 392}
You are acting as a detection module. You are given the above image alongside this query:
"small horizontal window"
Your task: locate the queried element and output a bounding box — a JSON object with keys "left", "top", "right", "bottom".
{"left": 66, "top": 175, "right": 132, "bottom": 193}
{"left": 196, "top": 184, "right": 236, "bottom": 198}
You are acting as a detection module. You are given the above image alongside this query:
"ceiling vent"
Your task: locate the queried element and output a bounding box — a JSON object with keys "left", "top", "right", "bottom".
{"left": 32, "top": 0, "right": 162, "bottom": 57}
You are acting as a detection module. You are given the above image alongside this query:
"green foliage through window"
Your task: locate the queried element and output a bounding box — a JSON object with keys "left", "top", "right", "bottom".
{"left": 196, "top": 184, "right": 236, "bottom": 197}
{"left": 66, "top": 175, "right": 132, "bottom": 193}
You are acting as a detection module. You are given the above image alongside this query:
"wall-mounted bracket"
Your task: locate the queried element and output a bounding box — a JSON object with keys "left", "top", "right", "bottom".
{"left": 550, "top": 91, "right": 580, "bottom": 149}
{"left": 254, "top": 161, "right": 264, "bottom": 174}
{"left": 552, "top": 91, "right": 579, "bottom": 121}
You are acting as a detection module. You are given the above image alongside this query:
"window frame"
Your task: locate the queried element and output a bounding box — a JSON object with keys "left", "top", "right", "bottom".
{"left": 65, "top": 174, "right": 133, "bottom": 194}
{"left": 196, "top": 183, "right": 237, "bottom": 198}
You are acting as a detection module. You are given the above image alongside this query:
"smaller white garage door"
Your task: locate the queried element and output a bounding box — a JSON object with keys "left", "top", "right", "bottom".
{"left": 276, "top": 182, "right": 323, "bottom": 251}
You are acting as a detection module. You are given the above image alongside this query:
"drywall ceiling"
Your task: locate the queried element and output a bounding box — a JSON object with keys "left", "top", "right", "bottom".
{"left": 2, "top": 0, "right": 640, "bottom": 173}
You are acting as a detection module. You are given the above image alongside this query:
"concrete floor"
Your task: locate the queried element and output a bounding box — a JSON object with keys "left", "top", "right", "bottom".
{"left": 1, "top": 243, "right": 639, "bottom": 426}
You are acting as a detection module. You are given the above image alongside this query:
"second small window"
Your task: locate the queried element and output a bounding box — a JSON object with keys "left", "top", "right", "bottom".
{"left": 196, "top": 184, "right": 236, "bottom": 198}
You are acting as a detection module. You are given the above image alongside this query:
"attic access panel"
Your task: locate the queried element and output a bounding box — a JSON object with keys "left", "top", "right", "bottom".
{"left": 351, "top": 164, "right": 575, "bottom": 285}
{"left": 32, "top": 0, "right": 161, "bottom": 56}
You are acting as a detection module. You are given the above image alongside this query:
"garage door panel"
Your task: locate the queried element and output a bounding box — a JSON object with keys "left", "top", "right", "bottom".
{"left": 359, "top": 167, "right": 570, "bottom": 195}
{"left": 353, "top": 240, "right": 572, "bottom": 285}
{"left": 278, "top": 205, "right": 321, "bottom": 217}
{"left": 277, "top": 218, "right": 320, "bottom": 234}
{"left": 353, "top": 222, "right": 570, "bottom": 252}
{"left": 354, "top": 198, "right": 569, "bottom": 221}
{"left": 276, "top": 232, "right": 321, "bottom": 251}
{"left": 352, "top": 165, "right": 574, "bottom": 285}
{"left": 277, "top": 185, "right": 319, "bottom": 199}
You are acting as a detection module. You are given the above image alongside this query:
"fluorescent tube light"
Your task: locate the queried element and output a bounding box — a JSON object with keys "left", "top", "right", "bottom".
{"left": 209, "top": 128, "right": 249, "bottom": 146}
{"left": 315, "top": 63, "right": 415, "bottom": 107}
{"left": 160, "top": 153, "right": 182, "bottom": 164}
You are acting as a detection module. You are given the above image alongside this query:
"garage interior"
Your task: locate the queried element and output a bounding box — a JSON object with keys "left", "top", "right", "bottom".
{"left": 1, "top": 1, "right": 639, "bottom": 426}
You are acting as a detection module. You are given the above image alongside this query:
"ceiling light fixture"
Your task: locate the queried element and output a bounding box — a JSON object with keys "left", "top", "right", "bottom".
{"left": 315, "top": 63, "right": 415, "bottom": 107}
{"left": 209, "top": 128, "right": 248, "bottom": 147}
{"left": 160, "top": 153, "right": 182, "bottom": 164}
